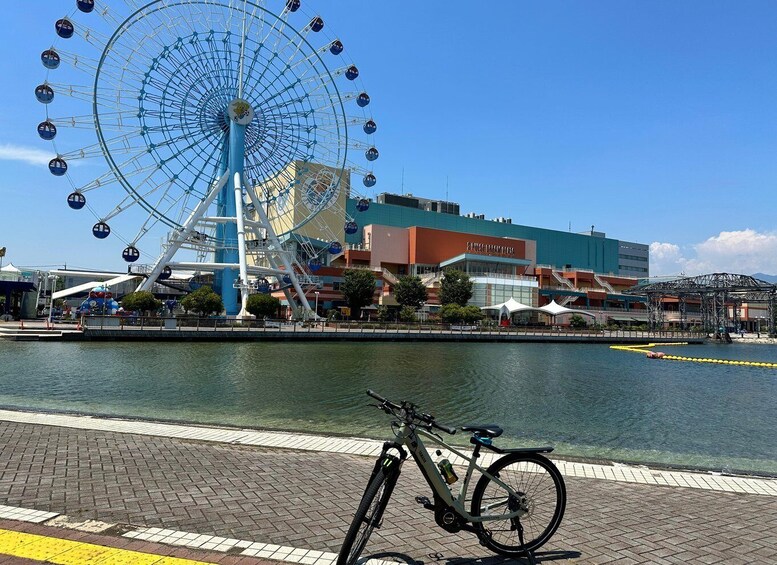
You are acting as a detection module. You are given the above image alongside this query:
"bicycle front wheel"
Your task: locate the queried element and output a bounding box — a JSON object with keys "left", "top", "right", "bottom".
{"left": 470, "top": 452, "right": 566, "bottom": 557}
{"left": 337, "top": 468, "right": 394, "bottom": 565}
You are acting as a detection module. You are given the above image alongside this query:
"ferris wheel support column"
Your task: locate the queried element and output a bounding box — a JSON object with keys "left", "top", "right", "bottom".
{"left": 220, "top": 99, "right": 254, "bottom": 317}
{"left": 233, "top": 172, "right": 251, "bottom": 319}
{"left": 137, "top": 172, "right": 230, "bottom": 293}
{"left": 249, "top": 191, "right": 315, "bottom": 320}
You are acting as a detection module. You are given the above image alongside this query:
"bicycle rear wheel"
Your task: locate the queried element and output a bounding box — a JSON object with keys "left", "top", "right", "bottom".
{"left": 337, "top": 467, "right": 395, "bottom": 565}
{"left": 470, "top": 452, "right": 566, "bottom": 557}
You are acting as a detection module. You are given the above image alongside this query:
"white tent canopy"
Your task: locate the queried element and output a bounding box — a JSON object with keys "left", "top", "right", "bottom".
{"left": 481, "top": 297, "right": 541, "bottom": 320}
{"left": 0, "top": 263, "right": 20, "bottom": 273}
{"left": 538, "top": 300, "right": 595, "bottom": 318}
{"left": 0, "top": 263, "right": 23, "bottom": 281}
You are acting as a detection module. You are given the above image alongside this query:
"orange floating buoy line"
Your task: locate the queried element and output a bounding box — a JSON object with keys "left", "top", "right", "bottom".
{"left": 609, "top": 343, "right": 777, "bottom": 368}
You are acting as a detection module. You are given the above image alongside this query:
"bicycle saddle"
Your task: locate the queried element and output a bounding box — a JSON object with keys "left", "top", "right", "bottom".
{"left": 461, "top": 424, "right": 503, "bottom": 438}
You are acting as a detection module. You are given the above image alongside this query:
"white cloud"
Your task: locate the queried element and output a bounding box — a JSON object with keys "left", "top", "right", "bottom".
{"left": 649, "top": 242, "right": 687, "bottom": 276}
{"left": 651, "top": 229, "right": 777, "bottom": 277}
{"left": 0, "top": 144, "right": 53, "bottom": 166}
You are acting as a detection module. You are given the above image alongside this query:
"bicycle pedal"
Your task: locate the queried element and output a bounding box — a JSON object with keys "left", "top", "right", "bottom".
{"left": 414, "top": 496, "right": 434, "bottom": 510}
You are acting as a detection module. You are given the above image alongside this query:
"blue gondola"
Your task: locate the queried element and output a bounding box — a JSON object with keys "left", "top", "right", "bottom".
{"left": 41, "top": 49, "right": 60, "bottom": 70}
{"left": 49, "top": 157, "right": 67, "bottom": 176}
{"left": 309, "top": 16, "right": 324, "bottom": 32}
{"left": 363, "top": 120, "right": 377, "bottom": 134}
{"left": 67, "top": 192, "right": 86, "bottom": 210}
{"left": 365, "top": 147, "right": 379, "bottom": 161}
{"left": 308, "top": 258, "right": 322, "bottom": 272}
{"left": 344, "top": 221, "right": 358, "bottom": 235}
{"left": 77, "top": 0, "right": 95, "bottom": 13}
{"left": 38, "top": 121, "right": 57, "bottom": 140}
{"left": 286, "top": 0, "right": 300, "bottom": 12}
{"left": 257, "top": 278, "right": 270, "bottom": 292}
{"left": 282, "top": 274, "right": 292, "bottom": 285}
{"left": 363, "top": 173, "right": 376, "bottom": 188}
{"left": 345, "top": 65, "right": 359, "bottom": 80}
{"left": 122, "top": 246, "right": 140, "bottom": 263}
{"left": 329, "top": 241, "right": 343, "bottom": 254}
{"left": 35, "top": 84, "right": 54, "bottom": 104}
{"left": 55, "top": 19, "right": 75, "bottom": 39}
{"left": 356, "top": 92, "right": 370, "bottom": 107}
{"left": 329, "top": 40, "right": 343, "bottom": 55}
{"left": 356, "top": 198, "right": 370, "bottom": 212}
{"left": 158, "top": 266, "right": 172, "bottom": 280}
{"left": 92, "top": 222, "right": 110, "bottom": 239}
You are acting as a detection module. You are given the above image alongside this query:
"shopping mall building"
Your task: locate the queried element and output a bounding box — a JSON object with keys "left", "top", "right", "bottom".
{"left": 287, "top": 189, "right": 651, "bottom": 324}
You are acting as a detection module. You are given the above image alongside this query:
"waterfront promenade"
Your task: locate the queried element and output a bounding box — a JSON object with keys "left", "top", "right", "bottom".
{"left": 0, "top": 320, "right": 703, "bottom": 344}
{"left": 0, "top": 410, "right": 775, "bottom": 564}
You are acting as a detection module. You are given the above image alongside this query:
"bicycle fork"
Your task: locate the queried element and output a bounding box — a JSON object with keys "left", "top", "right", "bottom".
{"left": 360, "top": 441, "right": 407, "bottom": 528}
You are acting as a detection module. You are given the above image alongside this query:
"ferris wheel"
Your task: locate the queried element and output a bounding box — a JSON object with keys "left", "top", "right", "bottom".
{"left": 36, "top": 0, "right": 379, "bottom": 318}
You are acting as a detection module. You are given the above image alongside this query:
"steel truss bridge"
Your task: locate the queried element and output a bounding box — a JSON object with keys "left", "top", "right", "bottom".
{"left": 626, "top": 273, "right": 777, "bottom": 336}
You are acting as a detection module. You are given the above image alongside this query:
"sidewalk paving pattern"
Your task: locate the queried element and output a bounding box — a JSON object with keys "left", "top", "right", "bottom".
{"left": 0, "top": 412, "right": 775, "bottom": 564}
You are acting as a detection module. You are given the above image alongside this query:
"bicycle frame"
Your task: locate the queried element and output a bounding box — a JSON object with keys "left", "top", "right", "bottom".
{"left": 392, "top": 421, "right": 524, "bottom": 523}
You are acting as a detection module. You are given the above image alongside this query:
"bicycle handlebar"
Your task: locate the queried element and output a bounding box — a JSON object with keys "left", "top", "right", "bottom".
{"left": 366, "top": 390, "right": 457, "bottom": 435}
{"left": 367, "top": 389, "right": 396, "bottom": 407}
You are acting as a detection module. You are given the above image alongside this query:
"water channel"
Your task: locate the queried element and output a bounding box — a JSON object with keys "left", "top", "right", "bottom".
{"left": 1, "top": 340, "right": 775, "bottom": 475}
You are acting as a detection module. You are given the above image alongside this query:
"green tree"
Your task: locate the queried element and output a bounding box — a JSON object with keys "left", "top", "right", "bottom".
{"left": 181, "top": 286, "right": 224, "bottom": 316}
{"left": 121, "top": 291, "right": 161, "bottom": 315}
{"left": 340, "top": 269, "right": 376, "bottom": 319}
{"left": 246, "top": 293, "right": 281, "bottom": 319}
{"left": 326, "top": 308, "right": 341, "bottom": 320}
{"left": 439, "top": 269, "right": 473, "bottom": 306}
{"left": 440, "top": 304, "right": 483, "bottom": 324}
{"left": 399, "top": 306, "right": 417, "bottom": 323}
{"left": 461, "top": 305, "right": 484, "bottom": 323}
{"left": 376, "top": 305, "right": 390, "bottom": 322}
{"left": 394, "top": 275, "right": 427, "bottom": 310}
{"left": 569, "top": 314, "right": 587, "bottom": 328}
{"left": 440, "top": 304, "right": 463, "bottom": 323}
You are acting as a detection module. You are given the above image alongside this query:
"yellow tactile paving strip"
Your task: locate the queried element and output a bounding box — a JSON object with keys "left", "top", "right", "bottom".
{"left": 0, "top": 528, "right": 215, "bottom": 564}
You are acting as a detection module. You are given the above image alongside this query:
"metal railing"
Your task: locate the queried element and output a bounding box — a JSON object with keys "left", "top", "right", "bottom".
{"left": 79, "top": 315, "right": 700, "bottom": 340}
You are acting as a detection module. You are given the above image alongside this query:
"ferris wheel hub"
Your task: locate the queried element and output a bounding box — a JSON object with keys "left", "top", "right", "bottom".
{"left": 227, "top": 98, "right": 255, "bottom": 126}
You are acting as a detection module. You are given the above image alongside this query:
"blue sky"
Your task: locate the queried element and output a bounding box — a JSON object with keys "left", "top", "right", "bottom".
{"left": 2, "top": 1, "right": 777, "bottom": 276}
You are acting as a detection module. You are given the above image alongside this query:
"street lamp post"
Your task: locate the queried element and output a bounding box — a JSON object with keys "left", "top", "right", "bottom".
{"left": 314, "top": 291, "right": 319, "bottom": 317}
{"left": 47, "top": 274, "right": 58, "bottom": 327}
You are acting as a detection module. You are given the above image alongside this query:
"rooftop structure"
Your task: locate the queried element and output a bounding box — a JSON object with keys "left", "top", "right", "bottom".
{"left": 345, "top": 197, "right": 648, "bottom": 278}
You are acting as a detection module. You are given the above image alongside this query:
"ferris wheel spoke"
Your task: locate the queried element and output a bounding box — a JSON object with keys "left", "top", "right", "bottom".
{"left": 70, "top": 19, "right": 113, "bottom": 51}
{"left": 100, "top": 190, "right": 146, "bottom": 222}
{"left": 152, "top": 126, "right": 222, "bottom": 166}
{"left": 202, "top": 32, "right": 236, "bottom": 93}
{"left": 91, "top": 1, "right": 127, "bottom": 30}
{"left": 242, "top": 42, "right": 280, "bottom": 94}
{"left": 236, "top": 4, "right": 267, "bottom": 84}
{"left": 46, "top": 112, "right": 121, "bottom": 130}
{"left": 145, "top": 44, "right": 222, "bottom": 97}
{"left": 246, "top": 132, "right": 311, "bottom": 170}
{"left": 252, "top": 62, "right": 341, "bottom": 113}
{"left": 259, "top": 5, "right": 294, "bottom": 56}
{"left": 189, "top": 35, "right": 230, "bottom": 89}
{"left": 47, "top": 84, "right": 141, "bottom": 112}
{"left": 283, "top": 39, "right": 336, "bottom": 77}
{"left": 122, "top": 176, "right": 189, "bottom": 228}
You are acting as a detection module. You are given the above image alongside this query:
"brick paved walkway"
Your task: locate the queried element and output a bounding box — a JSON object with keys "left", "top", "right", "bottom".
{"left": 0, "top": 420, "right": 775, "bottom": 564}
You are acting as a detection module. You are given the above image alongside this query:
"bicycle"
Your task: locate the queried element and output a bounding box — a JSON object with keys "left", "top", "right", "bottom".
{"left": 337, "top": 390, "right": 566, "bottom": 565}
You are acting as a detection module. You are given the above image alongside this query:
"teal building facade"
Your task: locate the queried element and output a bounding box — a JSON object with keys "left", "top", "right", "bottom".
{"left": 346, "top": 199, "right": 624, "bottom": 275}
